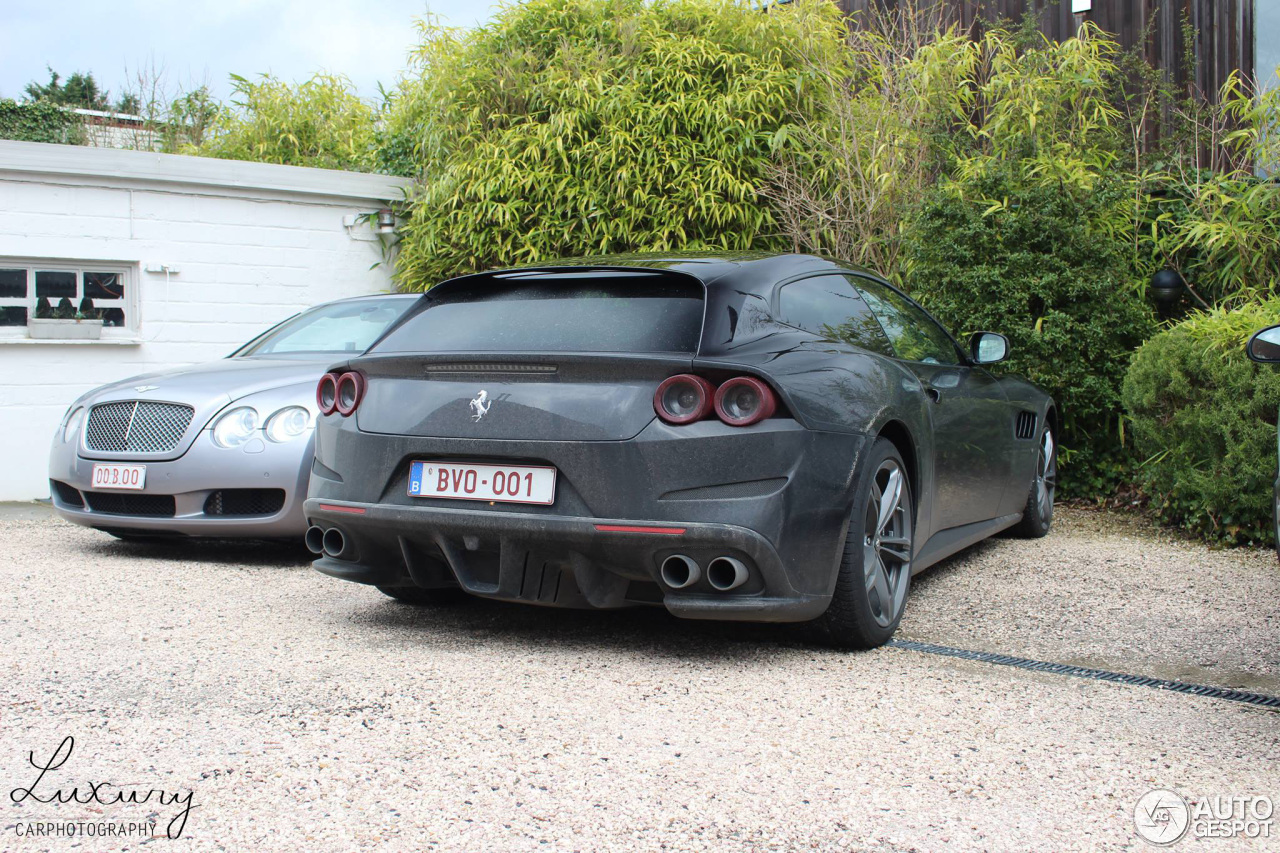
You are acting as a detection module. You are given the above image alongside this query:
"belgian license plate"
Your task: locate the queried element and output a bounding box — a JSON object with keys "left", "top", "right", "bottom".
{"left": 91, "top": 463, "right": 146, "bottom": 491}
{"left": 408, "top": 461, "right": 556, "bottom": 505}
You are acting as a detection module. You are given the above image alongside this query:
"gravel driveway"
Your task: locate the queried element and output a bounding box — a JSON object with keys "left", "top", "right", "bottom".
{"left": 1, "top": 506, "right": 1277, "bottom": 852}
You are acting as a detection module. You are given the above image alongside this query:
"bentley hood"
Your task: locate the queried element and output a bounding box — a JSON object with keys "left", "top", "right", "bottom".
{"left": 84, "top": 357, "right": 326, "bottom": 410}
{"left": 72, "top": 356, "right": 329, "bottom": 461}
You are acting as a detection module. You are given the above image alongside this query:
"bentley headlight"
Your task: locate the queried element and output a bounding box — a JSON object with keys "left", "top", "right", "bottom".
{"left": 62, "top": 407, "right": 84, "bottom": 443}
{"left": 211, "top": 407, "right": 259, "bottom": 448}
{"left": 264, "top": 406, "right": 311, "bottom": 443}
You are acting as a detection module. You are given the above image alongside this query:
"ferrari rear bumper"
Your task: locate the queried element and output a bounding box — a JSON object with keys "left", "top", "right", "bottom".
{"left": 305, "top": 417, "right": 865, "bottom": 623}
{"left": 305, "top": 498, "right": 831, "bottom": 621}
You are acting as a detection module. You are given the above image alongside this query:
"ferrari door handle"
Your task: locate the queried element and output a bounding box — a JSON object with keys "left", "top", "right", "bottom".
{"left": 924, "top": 385, "right": 941, "bottom": 403}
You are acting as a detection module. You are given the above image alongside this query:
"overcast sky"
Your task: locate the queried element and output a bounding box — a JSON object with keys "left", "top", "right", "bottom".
{"left": 0, "top": 0, "right": 504, "bottom": 105}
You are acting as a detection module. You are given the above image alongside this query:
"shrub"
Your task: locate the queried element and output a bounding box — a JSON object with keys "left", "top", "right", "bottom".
{"left": 768, "top": 18, "right": 1132, "bottom": 277}
{"left": 0, "top": 99, "right": 84, "bottom": 144}
{"left": 384, "top": 0, "right": 845, "bottom": 288}
{"left": 1122, "top": 301, "right": 1280, "bottom": 545}
{"left": 194, "top": 73, "right": 377, "bottom": 171}
{"left": 903, "top": 167, "right": 1156, "bottom": 497}
{"left": 1141, "top": 74, "right": 1280, "bottom": 308}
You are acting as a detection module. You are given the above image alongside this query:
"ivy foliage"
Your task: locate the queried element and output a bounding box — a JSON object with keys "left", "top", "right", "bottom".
{"left": 194, "top": 73, "right": 378, "bottom": 171}
{"left": 384, "top": 0, "right": 845, "bottom": 288}
{"left": 1122, "top": 301, "right": 1280, "bottom": 545}
{"left": 0, "top": 99, "right": 84, "bottom": 144}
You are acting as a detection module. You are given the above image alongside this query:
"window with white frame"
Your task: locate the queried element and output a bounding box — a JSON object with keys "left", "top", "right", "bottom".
{"left": 0, "top": 260, "right": 136, "bottom": 336}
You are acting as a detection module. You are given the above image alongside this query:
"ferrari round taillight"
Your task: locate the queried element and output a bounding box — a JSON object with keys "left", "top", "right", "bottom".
{"left": 316, "top": 373, "right": 339, "bottom": 416}
{"left": 335, "top": 371, "right": 366, "bottom": 417}
{"left": 654, "top": 374, "right": 715, "bottom": 425}
{"left": 714, "top": 376, "right": 777, "bottom": 427}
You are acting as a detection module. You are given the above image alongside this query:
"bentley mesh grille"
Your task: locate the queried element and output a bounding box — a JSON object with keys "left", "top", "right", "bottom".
{"left": 85, "top": 402, "right": 194, "bottom": 453}
{"left": 82, "top": 492, "right": 176, "bottom": 517}
{"left": 204, "top": 489, "right": 286, "bottom": 517}
{"left": 50, "top": 479, "right": 84, "bottom": 508}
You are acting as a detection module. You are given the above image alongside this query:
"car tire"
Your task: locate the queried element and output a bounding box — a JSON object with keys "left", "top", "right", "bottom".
{"left": 1008, "top": 425, "right": 1056, "bottom": 539}
{"left": 806, "top": 437, "right": 914, "bottom": 650}
{"left": 376, "top": 585, "right": 471, "bottom": 606}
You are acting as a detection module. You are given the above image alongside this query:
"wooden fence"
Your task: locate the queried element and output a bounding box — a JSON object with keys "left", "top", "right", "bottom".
{"left": 836, "top": 1, "right": 1256, "bottom": 100}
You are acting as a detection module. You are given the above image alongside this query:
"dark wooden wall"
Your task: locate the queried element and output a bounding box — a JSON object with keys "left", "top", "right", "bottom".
{"left": 837, "top": 1, "right": 1256, "bottom": 100}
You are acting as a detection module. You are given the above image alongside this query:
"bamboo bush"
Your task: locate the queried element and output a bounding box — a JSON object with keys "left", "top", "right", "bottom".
{"left": 195, "top": 73, "right": 378, "bottom": 171}
{"left": 1142, "top": 75, "right": 1280, "bottom": 307}
{"left": 383, "top": 0, "right": 847, "bottom": 288}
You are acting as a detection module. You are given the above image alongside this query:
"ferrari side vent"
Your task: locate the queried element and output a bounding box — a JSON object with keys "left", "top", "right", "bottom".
{"left": 1015, "top": 411, "right": 1038, "bottom": 440}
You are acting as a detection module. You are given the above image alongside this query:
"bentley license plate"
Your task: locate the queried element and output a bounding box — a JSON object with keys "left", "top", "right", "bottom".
{"left": 91, "top": 463, "right": 147, "bottom": 491}
{"left": 408, "top": 461, "right": 556, "bottom": 505}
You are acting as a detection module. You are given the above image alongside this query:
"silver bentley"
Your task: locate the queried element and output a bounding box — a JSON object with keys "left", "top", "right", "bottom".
{"left": 47, "top": 293, "right": 416, "bottom": 540}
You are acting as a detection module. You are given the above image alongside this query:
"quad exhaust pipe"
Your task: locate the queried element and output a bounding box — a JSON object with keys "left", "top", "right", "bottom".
{"left": 707, "top": 556, "right": 749, "bottom": 592}
{"left": 660, "top": 554, "right": 750, "bottom": 592}
{"left": 660, "top": 554, "right": 700, "bottom": 589}
{"left": 322, "top": 528, "right": 349, "bottom": 560}
{"left": 304, "top": 525, "right": 324, "bottom": 555}
{"left": 307, "top": 525, "right": 355, "bottom": 560}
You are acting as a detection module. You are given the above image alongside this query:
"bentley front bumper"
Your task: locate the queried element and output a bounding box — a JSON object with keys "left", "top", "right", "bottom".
{"left": 48, "top": 431, "right": 313, "bottom": 538}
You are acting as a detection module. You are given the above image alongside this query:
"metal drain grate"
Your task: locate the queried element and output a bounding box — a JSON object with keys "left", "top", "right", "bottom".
{"left": 889, "top": 639, "right": 1280, "bottom": 710}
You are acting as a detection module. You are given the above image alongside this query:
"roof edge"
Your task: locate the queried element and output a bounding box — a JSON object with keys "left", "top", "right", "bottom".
{"left": 0, "top": 140, "right": 413, "bottom": 202}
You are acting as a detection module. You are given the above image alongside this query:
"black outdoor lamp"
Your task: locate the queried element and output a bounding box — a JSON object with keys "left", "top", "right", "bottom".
{"left": 375, "top": 208, "right": 396, "bottom": 234}
{"left": 1150, "top": 268, "right": 1184, "bottom": 306}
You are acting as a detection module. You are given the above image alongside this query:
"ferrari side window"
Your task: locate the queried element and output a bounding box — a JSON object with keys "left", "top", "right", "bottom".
{"left": 776, "top": 276, "right": 893, "bottom": 356}
{"left": 852, "top": 277, "right": 963, "bottom": 365}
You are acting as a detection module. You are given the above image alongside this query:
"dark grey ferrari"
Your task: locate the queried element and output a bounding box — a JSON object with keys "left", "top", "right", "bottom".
{"left": 304, "top": 253, "right": 1057, "bottom": 648}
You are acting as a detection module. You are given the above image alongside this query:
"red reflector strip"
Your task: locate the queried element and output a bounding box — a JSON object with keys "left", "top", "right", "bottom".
{"left": 319, "top": 504, "right": 366, "bottom": 514}
{"left": 594, "top": 524, "right": 686, "bottom": 535}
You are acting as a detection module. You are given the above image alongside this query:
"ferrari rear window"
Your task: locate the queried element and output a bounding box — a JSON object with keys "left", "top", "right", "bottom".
{"left": 371, "top": 271, "right": 705, "bottom": 354}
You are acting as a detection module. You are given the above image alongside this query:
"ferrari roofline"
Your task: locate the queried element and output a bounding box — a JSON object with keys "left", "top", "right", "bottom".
{"left": 327, "top": 291, "right": 421, "bottom": 302}
{"left": 430, "top": 252, "right": 884, "bottom": 295}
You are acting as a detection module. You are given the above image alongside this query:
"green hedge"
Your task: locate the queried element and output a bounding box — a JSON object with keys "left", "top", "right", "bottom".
{"left": 1122, "top": 301, "right": 1280, "bottom": 545}
{"left": 903, "top": 168, "right": 1156, "bottom": 497}
{"left": 0, "top": 99, "right": 83, "bottom": 144}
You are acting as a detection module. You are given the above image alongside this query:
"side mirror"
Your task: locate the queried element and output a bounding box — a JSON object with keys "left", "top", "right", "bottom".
{"left": 1247, "top": 325, "right": 1280, "bottom": 363}
{"left": 969, "top": 332, "right": 1009, "bottom": 365}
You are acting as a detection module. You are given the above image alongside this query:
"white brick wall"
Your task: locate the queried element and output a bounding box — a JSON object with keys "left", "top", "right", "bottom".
{"left": 0, "top": 141, "right": 412, "bottom": 501}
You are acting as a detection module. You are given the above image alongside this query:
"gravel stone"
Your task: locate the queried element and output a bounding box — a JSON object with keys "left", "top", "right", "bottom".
{"left": 1, "top": 508, "right": 1276, "bottom": 852}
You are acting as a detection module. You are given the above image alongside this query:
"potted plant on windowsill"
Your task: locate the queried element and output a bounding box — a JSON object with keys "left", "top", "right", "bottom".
{"left": 28, "top": 296, "right": 104, "bottom": 340}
